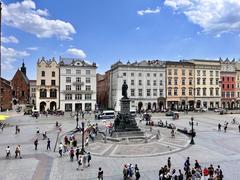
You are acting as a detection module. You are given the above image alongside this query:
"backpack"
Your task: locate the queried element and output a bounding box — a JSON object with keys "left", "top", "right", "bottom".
{"left": 78, "top": 159, "right": 82, "bottom": 165}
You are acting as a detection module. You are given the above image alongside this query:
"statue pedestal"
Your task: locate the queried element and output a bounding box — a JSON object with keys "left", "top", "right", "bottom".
{"left": 112, "top": 97, "right": 144, "bottom": 138}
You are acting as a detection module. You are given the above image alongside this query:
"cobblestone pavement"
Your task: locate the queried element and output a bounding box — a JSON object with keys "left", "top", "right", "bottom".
{"left": 0, "top": 111, "right": 240, "bottom": 179}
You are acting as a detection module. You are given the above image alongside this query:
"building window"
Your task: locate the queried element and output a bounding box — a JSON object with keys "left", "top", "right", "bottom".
{"left": 51, "top": 80, "right": 56, "bottom": 86}
{"left": 147, "top": 89, "right": 151, "bottom": 96}
{"left": 131, "top": 80, "right": 134, "bottom": 86}
{"left": 66, "top": 69, "right": 71, "bottom": 74}
{"left": 86, "top": 85, "right": 91, "bottom": 91}
{"left": 210, "top": 88, "right": 213, "bottom": 96}
{"left": 159, "top": 89, "right": 163, "bottom": 96}
{"left": 153, "top": 73, "right": 156, "bottom": 77}
{"left": 159, "top": 73, "right": 163, "bottom": 77}
{"left": 138, "top": 73, "right": 142, "bottom": 77}
{"left": 50, "top": 89, "right": 57, "bottom": 98}
{"left": 139, "top": 80, "right": 142, "bottom": 86}
{"left": 174, "top": 69, "right": 178, "bottom": 75}
{"left": 238, "top": 92, "right": 240, "bottom": 98}
{"left": 159, "top": 80, "right": 163, "bottom": 86}
{"left": 76, "top": 70, "right": 81, "bottom": 74}
{"left": 65, "top": 94, "right": 72, "bottom": 100}
{"left": 174, "top": 88, "right": 178, "bottom": 96}
{"left": 153, "top": 80, "right": 157, "bottom": 86}
{"left": 76, "top": 77, "right": 81, "bottom": 82}
{"left": 203, "top": 70, "right": 206, "bottom": 76}
{"left": 216, "top": 88, "right": 219, "bottom": 96}
{"left": 222, "top": 84, "right": 225, "bottom": 89}
{"left": 203, "top": 88, "right": 207, "bottom": 96}
{"left": 86, "top": 70, "right": 91, "bottom": 75}
{"left": 153, "top": 89, "right": 157, "bottom": 96}
{"left": 189, "top": 79, "right": 192, "bottom": 85}
{"left": 174, "top": 78, "right": 178, "bottom": 85}
{"left": 216, "top": 78, "right": 219, "bottom": 85}
{"left": 75, "top": 94, "right": 82, "bottom": 100}
{"left": 232, "top": 84, "right": 234, "bottom": 88}
{"left": 182, "top": 88, "right": 186, "bottom": 96}
{"left": 197, "top": 78, "right": 200, "bottom": 85}
{"left": 51, "top": 71, "right": 55, "bottom": 77}
{"left": 41, "top": 71, "right": 45, "bottom": 77}
{"left": 197, "top": 70, "right": 200, "bottom": 76}
{"left": 85, "top": 103, "right": 92, "bottom": 111}
{"left": 197, "top": 88, "right": 200, "bottom": 96}
{"left": 76, "top": 85, "right": 81, "bottom": 91}
{"left": 203, "top": 78, "right": 206, "bottom": 85}
{"left": 85, "top": 94, "right": 92, "bottom": 100}
{"left": 182, "top": 69, "right": 185, "bottom": 76}
{"left": 210, "top": 71, "right": 213, "bottom": 76}
{"left": 147, "top": 80, "right": 150, "bottom": 86}
{"left": 168, "top": 88, "right": 172, "bottom": 96}
{"left": 147, "top": 73, "right": 150, "bottom": 77}
{"left": 189, "top": 88, "right": 193, "bottom": 96}
{"left": 182, "top": 78, "right": 185, "bottom": 85}
{"left": 168, "top": 78, "right": 172, "bottom": 85}
{"left": 21, "top": 91, "right": 25, "bottom": 97}
{"left": 232, "top": 77, "right": 234, "bottom": 81}
{"left": 210, "top": 78, "right": 213, "bottom": 85}
{"left": 226, "top": 92, "right": 230, "bottom": 97}
{"left": 227, "top": 84, "right": 229, "bottom": 89}
{"left": 189, "top": 70, "right": 192, "bottom": 76}
{"left": 131, "top": 73, "right": 134, "bottom": 77}
{"left": 222, "top": 92, "right": 225, "bottom": 97}
{"left": 65, "top": 104, "right": 72, "bottom": 112}
{"left": 216, "top": 71, "right": 219, "bottom": 76}
{"left": 66, "top": 77, "right": 71, "bottom": 83}
{"left": 41, "top": 80, "right": 45, "bottom": 86}
{"left": 131, "top": 89, "right": 135, "bottom": 96}
{"left": 168, "top": 69, "right": 172, "bottom": 75}
{"left": 231, "top": 92, "right": 235, "bottom": 97}
{"left": 138, "top": 89, "right": 142, "bottom": 96}
{"left": 86, "top": 78, "right": 91, "bottom": 83}
{"left": 40, "top": 89, "right": 47, "bottom": 98}
{"left": 66, "top": 85, "right": 71, "bottom": 91}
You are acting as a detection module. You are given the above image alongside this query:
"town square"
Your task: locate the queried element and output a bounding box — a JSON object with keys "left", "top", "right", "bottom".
{"left": 1, "top": 0, "right": 240, "bottom": 179}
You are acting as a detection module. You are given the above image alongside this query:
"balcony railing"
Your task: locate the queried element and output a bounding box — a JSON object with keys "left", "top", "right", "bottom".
{"left": 72, "top": 81, "right": 84, "bottom": 86}
{"left": 62, "top": 90, "right": 93, "bottom": 94}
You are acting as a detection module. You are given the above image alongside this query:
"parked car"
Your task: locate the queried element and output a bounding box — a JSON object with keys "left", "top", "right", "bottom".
{"left": 200, "top": 107, "right": 208, "bottom": 112}
{"left": 24, "top": 104, "right": 33, "bottom": 115}
{"left": 214, "top": 108, "right": 223, "bottom": 112}
{"left": 219, "top": 109, "right": 227, "bottom": 115}
{"left": 165, "top": 111, "right": 174, "bottom": 116}
{"left": 97, "top": 110, "right": 115, "bottom": 119}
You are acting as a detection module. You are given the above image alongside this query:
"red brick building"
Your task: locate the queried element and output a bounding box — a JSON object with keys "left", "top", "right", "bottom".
{"left": 11, "top": 62, "right": 30, "bottom": 105}
{"left": 221, "top": 72, "right": 236, "bottom": 109}
{"left": 97, "top": 71, "right": 110, "bottom": 110}
{"left": 0, "top": 77, "right": 12, "bottom": 111}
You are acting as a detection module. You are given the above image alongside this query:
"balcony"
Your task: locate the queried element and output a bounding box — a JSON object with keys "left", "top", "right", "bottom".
{"left": 72, "top": 81, "right": 84, "bottom": 86}
{"left": 62, "top": 90, "right": 93, "bottom": 94}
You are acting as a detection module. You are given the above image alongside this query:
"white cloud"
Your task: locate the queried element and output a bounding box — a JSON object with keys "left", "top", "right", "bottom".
{"left": 27, "top": 47, "right": 38, "bottom": 51}
{"left": 3, "top": 0, "right": 76, "bottom": 40}
{"left": 1, "top": 46, "right": 29, "bottom": 71}
{"left": 164, "top": 0, "right": 240, "bottom": 36}
{"left": 66, "top": 48, "right": 86, "bottom": 59}
{"left": 136, "top": 27, "right": 140, "bottom": 30}
{"left": 137, "top": 7, "right": 160, "bottom": 16}
{"left": 2, "top": 35, "right": 19, "bottom": 44}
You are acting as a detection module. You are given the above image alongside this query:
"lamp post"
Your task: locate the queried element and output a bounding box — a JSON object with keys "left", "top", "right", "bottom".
{"left": 190, "top": 117, "right": 195, "bottom": 145}
{"left": 76, "top": 110, "right": 79, "bottom": 129}
{"left": 81, "top": 121, "right": 85, "bottom": 154}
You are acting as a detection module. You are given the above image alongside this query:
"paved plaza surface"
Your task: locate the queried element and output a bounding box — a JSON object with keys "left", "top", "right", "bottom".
{"left": 0, "top": 111, "right": 240, "bottom": 179}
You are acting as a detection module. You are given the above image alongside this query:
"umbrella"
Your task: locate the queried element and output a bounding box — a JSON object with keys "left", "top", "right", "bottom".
{"left": 0, "top": 115, "right": 9, "bottom": 121}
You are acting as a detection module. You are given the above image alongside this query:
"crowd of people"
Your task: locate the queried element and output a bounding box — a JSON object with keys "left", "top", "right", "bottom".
{"left": 123, "top": 163, "right": 141, "bottom": 180}
{"left": 158, "top": 157, "right": 224, "bottom": 180}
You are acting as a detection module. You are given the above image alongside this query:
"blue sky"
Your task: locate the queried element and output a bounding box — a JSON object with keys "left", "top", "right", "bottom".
{"left": 2, "top": 0, "right": 240, "bottom": 79}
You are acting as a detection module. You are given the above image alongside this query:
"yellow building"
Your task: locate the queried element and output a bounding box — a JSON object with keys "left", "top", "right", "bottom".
{"left": 166, "top": 61, "right": 195, "bottom": 110}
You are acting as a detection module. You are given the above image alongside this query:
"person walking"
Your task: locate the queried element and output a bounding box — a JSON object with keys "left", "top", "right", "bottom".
{"left": 135, "top": 164, "right": 140, "bottom": 180}
{"left": 69, "top": 147, "right": 74, "bottom": 161}
{"left": 15, "top": 145, "right": 22, "bottom": 159}
{"left": 77, "top": 155, "right": 83, "bottom": 171}
{"left": 47, "top": 138, "right": 51, "bottom": 150}
{"left": 97, "top": 167, "right": 103, "bottom": 180}
{"left": 238, "top": 124, "right": 240, "bottom": 133}
{"left": 82, "top": 154, "right": 87, "bottom": 168}
{"left": 218, "top": 123, "right": 221, "bottom": 131}
{"left": 34, "top": 139, "right": 38, "bottom": 150}
{"left": 167, "top": 157, "right": 171, "bottom": 169}
{"left": 87, "top": 152, "right": 92, "bottom": 167}
{"left": 6, "top": 146, "right": 11, "bottom": 159}
{"left": 59, "top": 142, "right": 63, "bottom": 157}
{"left": 15, "top": 125, "right": 18, "bottom": 134}
{"left": 75, "top": 146, "right": 80, "bottom": 161}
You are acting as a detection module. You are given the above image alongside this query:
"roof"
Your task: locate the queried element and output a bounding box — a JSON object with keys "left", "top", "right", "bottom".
{"left": 111, "top": 60, "right": 165, "bottom": 69}
{"left": 59, "top": 57, "right": 96, "bottom": 67}
{"left": 11, "top": 69, "right": 29, "bottom": 85}
{"left": 1, "top": 77, "right": 11, "bottom": 88}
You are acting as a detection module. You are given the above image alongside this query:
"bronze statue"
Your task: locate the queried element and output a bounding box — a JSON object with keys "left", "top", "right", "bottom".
{"left": 122, "top": 81, "right": 128, "bottom": 98}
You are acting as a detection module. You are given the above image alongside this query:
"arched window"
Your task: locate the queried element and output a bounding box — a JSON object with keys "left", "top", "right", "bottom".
{"left": 40, "top": 89, "right": 47, "bottom": 98}
{"left": 41, "top": 71, "right": 45, "bottom": 77}
{"left": 50, "top": 89, "right": 57, "bottom": 98}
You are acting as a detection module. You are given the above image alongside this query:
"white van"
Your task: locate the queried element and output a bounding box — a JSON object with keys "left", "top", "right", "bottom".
{"left": 97, "top": 110, "right": 115, "bottom": 119}
{"left": 130, "top": 110, "right": 136, "bottom": 117}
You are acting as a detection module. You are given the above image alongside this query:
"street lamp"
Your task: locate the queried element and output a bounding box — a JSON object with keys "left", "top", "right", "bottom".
{"left": 76, "top": 110, "right": 79, "bottom": 129}
{"left": 190, "top": 117, "right": 195, "bottom": 145}
{"left": 81, "top": 121, "right": 85, "bottom": 154}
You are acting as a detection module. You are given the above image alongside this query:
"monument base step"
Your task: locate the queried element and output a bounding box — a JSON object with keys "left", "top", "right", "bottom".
{"left": 111, "top": 131, "right": 145, "bottom": 138}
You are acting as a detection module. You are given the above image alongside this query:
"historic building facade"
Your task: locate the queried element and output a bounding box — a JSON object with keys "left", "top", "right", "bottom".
{"left": 0, "top": 77, "right": 12, "bottom": 111}
{"left": 59, "top": 58, "right": 97, "bottom": 112}
{"left": 109, "top": 60, "right": 166, "bottom": 112}
{"left": 36, "top": 58, "right": 59, "bottom": 111}
{"left": 29, "top": 80, "right": 36, "bottom": 106}
{"left": 11, "top": 62, "right": 30, "bottom": 105}
{"left": 166, "top": 61, "right": 195, "bottom": 110}
{"left": 235, "top": 62, "right": 240, "bottom": 108}
{"left": 220, "top": 59, "right": 236, "bottom": 109}
{"left": 190, "top": 60, "right": 221, "bottom": 109}
{"left": 97, "top": 71, "right": 110, "bottom": 110}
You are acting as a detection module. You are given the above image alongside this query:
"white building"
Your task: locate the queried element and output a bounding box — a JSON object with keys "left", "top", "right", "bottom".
{"left": 109, "top": 60, "right": 166, "bottom": 112}
{"left": 29, "top": 80, "right": 36, "bottom": 106}
{"left": 59, "top": 58, "right": 97, "bottom": 112}
{"left": 36, "top": 58, "right": 59, "bottom": 111}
